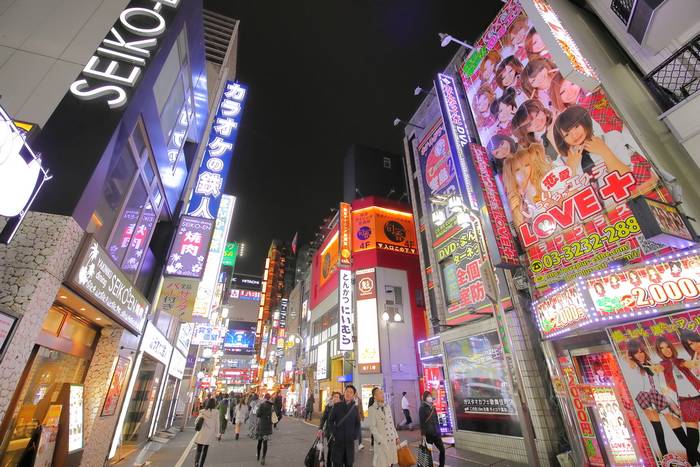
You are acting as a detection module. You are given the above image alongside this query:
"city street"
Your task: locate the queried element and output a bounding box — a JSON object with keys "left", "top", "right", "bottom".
{"left": 142, "top": 416, "right": 526, "bottom": 467}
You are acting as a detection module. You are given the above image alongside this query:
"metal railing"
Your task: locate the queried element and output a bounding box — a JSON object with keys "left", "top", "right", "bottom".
{"left": 643, "top": 34, "right": 700, "bottom": 111}
{"left": 610, "top": 0, "right": 634, "bottom": 25}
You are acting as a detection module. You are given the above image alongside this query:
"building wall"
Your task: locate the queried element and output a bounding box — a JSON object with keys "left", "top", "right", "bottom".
{"left": 0, "top": 0, "right": 130, "bottom": 126}
{"left": 0, "top": 212, "right": 83, "bottom": 421}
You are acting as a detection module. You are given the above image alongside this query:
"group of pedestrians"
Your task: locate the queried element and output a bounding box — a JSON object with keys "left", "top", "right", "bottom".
{"left": 313, "top": 386, "right": 445, "bottom": 467}
{"left": 192, "top": 391, "right": 285, "bottom": 467}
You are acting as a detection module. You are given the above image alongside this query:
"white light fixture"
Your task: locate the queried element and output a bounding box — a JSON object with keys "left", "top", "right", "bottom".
{"left": 382, "top": 311, "right": 390, "bottom": 322}
{"left": 59, "top": 295, "right": 67, "bottom": 299}
{"left": 438, "top": 33, "right": 474, "bottom": 50}
{"left": 456, "top": 211, "right": 471, "bottom": 228}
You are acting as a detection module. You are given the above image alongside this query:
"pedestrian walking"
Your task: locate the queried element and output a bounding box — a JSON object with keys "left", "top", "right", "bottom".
{"left": 273, "top": 391, "right": 283, "bottom": 429}
{"left": 356, "top": 394, "right": 365, "bottom": 451}
{"left": 329, "top": 385, "right": 361, "bottom": 467}
{"left": 247, "top": 394, "right": 260, "bottom": 439}
{"left": 419, "top": 390, "right": 446, "bottom": 467}
{"left": 401, "top": 392, "right": 413, "bottom": 427}
{"left": 234, "top": 398, "right": 249, "bottom": 440}
{"left": 305, "top": 392, "right": 315, "bottom": 421}
{"left": 317, "top": 391, "right": 341, "bottom": 465}
{"left": 367, "top": 388, "right": 400, "bottom": 467}
{"left": 256, "top": 393, "right": 275, "bottom": 465}
{"left": 368, "top": 388, "right": 377, "bottom": 451}
{"left": 218, "top": 393, "right": 230, "bottom": 435}
{"left": 194, "top": 398, "right": 221, "bottom": 467}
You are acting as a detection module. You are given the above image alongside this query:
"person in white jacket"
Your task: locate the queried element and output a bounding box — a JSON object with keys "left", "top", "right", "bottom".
{"left": 194, "top": 398, "right": 221, "bottom": 467}
{"left": 234, "top": 399, "right": 249, "bottom": 440}
{"left": 367, "top": 388, "right": 400, "bottom": 467}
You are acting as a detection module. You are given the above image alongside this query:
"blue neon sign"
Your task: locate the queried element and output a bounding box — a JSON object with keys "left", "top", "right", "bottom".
{"left": 186, "top": 81, "right": 247, "bottom": 219}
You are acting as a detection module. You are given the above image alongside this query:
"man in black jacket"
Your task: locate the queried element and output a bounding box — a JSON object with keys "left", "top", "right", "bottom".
{"left": 328, "top": 385, "right": 361, "bottom": 467}
{"left": 317, "top": 392, "right": 341, "bottom": 464}
{"left": 273, "top": 391, "right": 283, "bottom": 429}
{"left": 419, "top": 390, "right": 445, "bottom": 467}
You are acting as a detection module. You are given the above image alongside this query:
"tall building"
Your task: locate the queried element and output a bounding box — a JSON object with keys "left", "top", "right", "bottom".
{"left": 0, "top": 2, "right": 244, "bottom": 465}
{"left": 402, "top": 0, "right": 700, "bottom": 465}
{"left": 343, "top": 144, "right": 408, "bottom": 203}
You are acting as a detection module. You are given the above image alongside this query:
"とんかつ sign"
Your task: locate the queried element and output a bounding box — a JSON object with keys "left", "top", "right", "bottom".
{"left": 338, "top": 269, "right": 354, "bottom": 351}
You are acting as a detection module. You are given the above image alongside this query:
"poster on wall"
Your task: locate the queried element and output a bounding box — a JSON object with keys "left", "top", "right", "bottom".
{"left": 443, "top": 331, "right": 521, "bottom": 436}
{"left": 101, "top": 356, "right": 130, "bottom": 416}
{"left": 607, "top": 309, "right": 700, "bottom": 466}
{"left": 460, "top": 0, "right": 677, "bottom": 292}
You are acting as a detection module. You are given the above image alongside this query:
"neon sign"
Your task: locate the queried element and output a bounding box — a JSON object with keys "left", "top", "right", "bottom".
{"left": 532, "top": 283, "right": 590, "bottom": 338}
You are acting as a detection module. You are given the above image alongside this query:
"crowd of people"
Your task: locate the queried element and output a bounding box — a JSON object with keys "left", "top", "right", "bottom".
{"left": 190, "top": 386, "right": 448, "bottom": 467}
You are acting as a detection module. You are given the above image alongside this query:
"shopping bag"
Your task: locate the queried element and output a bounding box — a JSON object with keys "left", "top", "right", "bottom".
{"left": 305, "top": 439, "right": 319, "bottom": 467}
{"left": 195, "top": 416, "right": 204, "bottom": 431}
{"left": 417, "top": 441, "right": 434, "bottom": 467}
{"left": 272, "top": 411, "right": 279, "bottom": 425}
{"left": 397, "top": 444, "right": 417, "bottom": 467}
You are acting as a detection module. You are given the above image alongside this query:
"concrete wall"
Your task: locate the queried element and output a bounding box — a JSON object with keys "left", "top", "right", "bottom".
{"left": 0, "top": 0, "right": 130, "bottom": 126}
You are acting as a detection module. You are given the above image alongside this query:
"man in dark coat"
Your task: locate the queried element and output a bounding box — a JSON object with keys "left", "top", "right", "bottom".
{"left": 305, "top": 392, "right": 315, "bottom": 421}
{"left": 328, "top": 385, "right": 361, "bottom": 467}
{"left": 317, "top": 392, "right": 341, "bottom": 465}
{"left": 273, "top": 391, "right": 283, "bottom": 429}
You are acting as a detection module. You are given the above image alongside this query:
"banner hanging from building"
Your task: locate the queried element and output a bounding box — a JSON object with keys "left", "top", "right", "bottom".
{"left": 338, "top": 269, "right": 354, "bottom": 351}
{"left": 340, "top": 202, "right": 352, "bottom": 266}
{"left": 459, "top": 0, "right": 679, "bottom": 292}
{"left": 355, "top": 268, "right": 380, "bottom": 373}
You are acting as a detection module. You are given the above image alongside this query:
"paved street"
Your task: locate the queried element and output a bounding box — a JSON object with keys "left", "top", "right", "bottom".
{"left": 140, "top": 416, "right": 526, "bottom": 467}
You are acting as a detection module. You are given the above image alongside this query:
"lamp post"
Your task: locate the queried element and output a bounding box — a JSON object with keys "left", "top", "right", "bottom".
{"left": 381, "top": 310, "right": 403, "bottom": 424}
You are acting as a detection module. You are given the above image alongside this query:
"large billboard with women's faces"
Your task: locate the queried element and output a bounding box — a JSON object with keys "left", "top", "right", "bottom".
{"left": 460, "top": 0, "right": 678, "bottom": 292}
{"left": 608, "top": 310, "right": 700, "bottom": 466}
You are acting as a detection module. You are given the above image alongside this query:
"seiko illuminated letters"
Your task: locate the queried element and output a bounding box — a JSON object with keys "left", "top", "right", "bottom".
{"left": 69, "top": 0, "right": 181, "bottom": 109}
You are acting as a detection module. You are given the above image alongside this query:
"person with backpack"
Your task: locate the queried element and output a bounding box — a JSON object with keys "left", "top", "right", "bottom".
{"left": 419, "top": 390, "right": 445, "bottom": 467}
{"left": 328, "top": 385, "right": 361, "bottom": 467}
{"left": 234, "top": 398, "right": 249, "bottom": 440}
{"left": 317, "top": 392, "right": 341, "bottom": 464}
{"left": 194, "top": 397, "right": 220, "bottom": 467}
{"left": 255, "top": 393, "right": 275, "bottom": 465}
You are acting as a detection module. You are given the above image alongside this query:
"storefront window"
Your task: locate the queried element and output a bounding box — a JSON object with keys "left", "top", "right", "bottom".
{"left": 108, "top": 179, "right": 148, "bottom": 267}
{"left": 120, "top": 356, "right": 164, "bottom": 449}
{"left": 0, "top": 347, "right": 88, "bottom": 466}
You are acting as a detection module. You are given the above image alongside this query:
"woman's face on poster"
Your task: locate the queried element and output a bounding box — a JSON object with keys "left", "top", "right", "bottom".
{"left": 633, "top": 348, "right": 647, "bottom": 364}
{"left": 483, "top": 60, "right": 496, "bottom": 80}
{"left": 493, "top": 140, "right": 512, "bottom": 160}
{"left": 501, "top": 64, "right": 518, "bottom": 88}
{"left": 531, "top": 33, "right": 546, "bottom": 54}
{"left": 528, "top": 110, "right": 548, "bottom": 133}
{"left": 562, "top": 123, "right": 587, "bottom": 147}
{"left": 514, "top": 159, "right": 532, "bottom": 189}
{"left": 659, "top": 341, "right": 674, "bottom": 359}
{"left": 690, "top": 339, "right": 700, "bottom": 354}
{"left": 531, "top": 67, "right": 552, "bottom": 91}
{"left": 559, "top": 80, "right": 581, "bottom": 106}
{"left": 477, "top": 94, "right": 490, "bottom": 113}
{"left": 498, "top": 102, "right": 516, "bottom": 125}
{"left": 512, "top": 27, "right": 527, "bottom": 45}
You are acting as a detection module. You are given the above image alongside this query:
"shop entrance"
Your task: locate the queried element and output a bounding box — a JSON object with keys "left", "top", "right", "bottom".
{"left": 555, "top": 342, "right": 656, "bottom": 466}
{"left": 119, "top": 356, "right": 164, "bottom": 454}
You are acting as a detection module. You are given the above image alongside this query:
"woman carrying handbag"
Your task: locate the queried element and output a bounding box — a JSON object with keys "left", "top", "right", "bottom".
{"left": 194, "top": 398, "right": 221, "bottom": 467}
{"left": 419, "top": 391, "right": 444, "bottom": 467}
{"left": 367, "top": 388, "right": 400, "bottom": 467}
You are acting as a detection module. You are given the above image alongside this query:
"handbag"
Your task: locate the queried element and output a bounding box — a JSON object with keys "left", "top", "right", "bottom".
{"left": 417, "top": 439, "right": 434, "bottom": 467}
{"left": 397, "top": 444, "right": 417, "bottom": 467}
{"left": 195, "top": 416, "right": 204, "bottom": 432}
{"left": 272, "top": 411, "right": 279, "bottom": 425}
{"left": 304, "top": 439, "right": 319, "bottom": 467}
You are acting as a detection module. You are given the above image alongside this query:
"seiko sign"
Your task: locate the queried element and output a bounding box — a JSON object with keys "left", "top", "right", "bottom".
{"left": 69, "top": 0, "right": 181, "bottom": 109}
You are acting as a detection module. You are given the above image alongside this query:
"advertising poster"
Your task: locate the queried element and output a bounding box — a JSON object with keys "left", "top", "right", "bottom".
{"left": 156, "top": 277, "right": 198, "bottom": 322}
{"left": 318, "top": 231, "right": 339, "bottom": 289}
{"left": 460, "top": 0, "right": 676, "bottom": 291}
{"left": 164, "top": 216, "right": 215, "bottom": 279}
{"left": 607, "top": 309, "right": 700, "bottom": 466}
{"left": 101, "top": 356, "right": 130, "bottom": 416}
{"left": 423, "top": 366, "right": 453, "bottom": 435}
{"left": 223, "top": 321, "right": 256, "bottom": 355}
{"left": 443, "top": 331, "right": 521, "bottom": 436}
{"left": 352, "top": 206, "right": 417, "bottom": 255}
{"left": 68, "top": 385, "right": 83, "bottom": 452}
{"left": 587, "top": 252, "right": 700, "bottom": 319}
{"left": 532, "top": 283, "right": 590, "bottom": 338}
{"left": 356, "top": 268, "right": 380, "bottom": 373}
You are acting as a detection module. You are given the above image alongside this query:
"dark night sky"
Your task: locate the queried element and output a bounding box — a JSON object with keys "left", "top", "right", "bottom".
{"left": 205, "top": 0, "right": 503, "bottom": 275}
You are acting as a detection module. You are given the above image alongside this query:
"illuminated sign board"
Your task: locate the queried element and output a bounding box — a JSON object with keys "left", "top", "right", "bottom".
{"left": 0, "top": 104, "right": 52, "bottom": 244}
{"left": 628, "top": 197, "right": 696, "bottom": 249}
{"left": 176, "top": 322, "right": 194, "bottom": 354}
{"left": 460, "top": 0, "right": 676, "bottom": 291}
{"left": 156, "top": 277, "right": 198, "bottom": 322}
{"left": 521, "top": 0, "right": 598, "bottom": 90}
{"left": 140, "top": 321, "right": 173, "bottom": 365}
{"left": 191, "top": 324, "right": 225, "bottom": 346}
{"left": 222, "top": 242, "right": 239, "bottom": 267}
{"left": 68, "top": 385, "right": 83, "bottom": 453}
{"left": 69, "top": 0, "right": 182, "bottom": 109}
{"left": 165, "top": 216, "right": 215, "bottom": 278}
{"left": 339, "top": 202, "right": 352, "bottom": 266}
{"left": 532, "top": 283, "right": 590, "bottom": 338}
{"left": 586, "top": 250, "right": 700, "bottom": 320}
{"left": 67, "top": 237, "right": 149, "bottom": 335}
{"left": 168, "top": 350, "right": 187, "bottom": 379}
{"left": 230, "top": 289, "right": 261, "bottom": 301}
{"left": 317, "top": 341, "right": 328, "bottom": 379}
{"left": 338, "top": 269, "right": 354, "bottom": 351}
{"left": 356, "top": 268, "right": 380, "bottom": 373}
{"left": 352, "top": 206, "right": 417, "bottom": 255}
{"left": 231, "top": 274, "right": 262, "bottom": 290}
{"left": 186, "top": 82, "right": 246, "bottom": 220}
{"left": 435, "top": 73, "right": 478, "bottom": 210}
{"left": 318, "top": 230, "right": 339, "bottom": 289}
{"left": 468, "top": 143, "right": 520, "bottom": 268}
{"left": 223, "top": 321, "right": 256, "bottom": 355}
{"left": 192, "top": 195, "right": 235, "bottom": 319}
{"left": 418, "top": 336, "right": 443, "bottom": 361}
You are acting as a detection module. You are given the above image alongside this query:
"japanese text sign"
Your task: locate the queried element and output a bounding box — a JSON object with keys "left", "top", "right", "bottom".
{"left": 532, "top": 283, "right": 590, "bottom": 338}
{"left": 156, "top": 277, "right": 198, "bottom": 322}
{"left": 339, "top": 268, "right": 354, "bottom": 351}
{"left": 186, "top": 81, "right": 246, "bottom": 220}
{"left": 352, "top": 206, "right": 418, "bottom": 255}
{"left": 356, "top": 268, "right": 380, "bottom": 373}
{"left": 165, "top": 216, "right": 215, "bottom": 278}
{"left": 340, "top": 202, "right": 352, "bottom": 266}
{"left": 222, "top": 242, "right": 239, "bottom": 267}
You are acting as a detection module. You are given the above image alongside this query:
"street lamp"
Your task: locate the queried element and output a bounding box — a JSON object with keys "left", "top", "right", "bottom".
{"left": 393, "top": 118, "right": 425, "bottom": 129}
{"left": 438, "top": 33, "right": 474, "bottom": 50}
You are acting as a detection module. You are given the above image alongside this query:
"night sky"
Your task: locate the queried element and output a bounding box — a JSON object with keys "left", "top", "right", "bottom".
{"left": 206, "top": 0, "right": 503, "bottom": 275}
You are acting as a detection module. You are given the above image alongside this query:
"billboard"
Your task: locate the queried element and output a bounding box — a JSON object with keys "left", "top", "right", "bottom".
{"left": 155, "top": 277, "right": 198, "bottom": 322}
{"left": 460, "top": 0, "right": 677, "bottom": 291}
{"left": 222, "top": 242, "right": 239, "bottom": 267}
{"left": 318, "top": 230, "right": 339, "bottom": 289}
{"left": 352, "top": 206, "right": 417, "bottom": 255}
{"left": 356, "top": 268, "right": 380, "bottom": 373}
{"left": 444, "top": 331, "right": 521, "bottom": 436}
{"left": 340, "top": 202, "right": 352, "bottom": 266}
{"left": 607, "top": 310, "right": 700, "bottom": 466}
{"left": 338, "top": 269, "right": 354, "bottom": 351}
{"left": 186, "top": 82, "right": 246, "bottom": 220}
{"left": 223, "top": 321, "right": 256, "bottom": 355}
{"left": 165, "top": 216, "right": 215, "bottom": 278}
